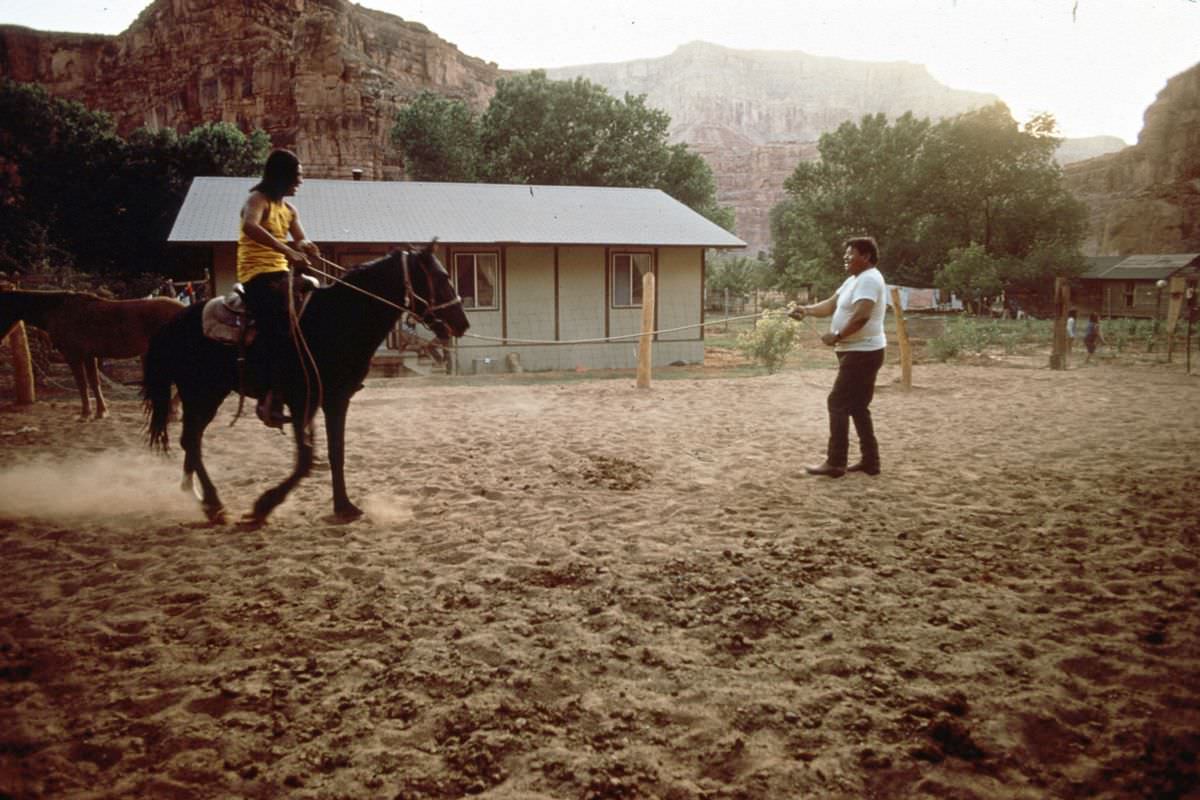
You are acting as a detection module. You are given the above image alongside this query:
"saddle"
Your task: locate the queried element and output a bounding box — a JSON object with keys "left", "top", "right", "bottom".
{"left": 200, "top": 275, "right": 321, "bottom": 346}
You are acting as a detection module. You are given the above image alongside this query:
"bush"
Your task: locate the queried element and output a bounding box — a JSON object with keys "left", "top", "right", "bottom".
{"left": 737, "top": 309, "right": 800, "bottom": 373}
{"left": 925, "top": 316, "right": 1054, "bottom": 361}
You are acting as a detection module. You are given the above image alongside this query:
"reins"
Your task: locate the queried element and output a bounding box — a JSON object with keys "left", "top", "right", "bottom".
{"left": 307, "top": 253, "right": 463, "bottom": 320}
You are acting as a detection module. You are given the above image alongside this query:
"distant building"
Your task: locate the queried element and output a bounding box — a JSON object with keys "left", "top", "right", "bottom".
{"left": 1077, "top": 254, "right": 1200, "bottom": 318}
{"left": 169, "top": 178, "right": 744, "bottom": 371}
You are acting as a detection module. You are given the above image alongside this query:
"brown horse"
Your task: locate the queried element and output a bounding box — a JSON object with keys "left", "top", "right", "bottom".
{"left": 0, "top": 289, "right": 186, "bottom": 419}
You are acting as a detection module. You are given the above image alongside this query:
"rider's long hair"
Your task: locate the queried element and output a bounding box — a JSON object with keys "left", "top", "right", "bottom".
{"left": 251, "top": 149, "right": 301, "bottom": 202}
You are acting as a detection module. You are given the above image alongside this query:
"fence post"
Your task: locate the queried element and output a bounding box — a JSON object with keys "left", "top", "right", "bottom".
{"left": 636, "top": 272, "right": 656, "bottom": 389}
{"left": 5, "top": 322, "right": 36, "bottom": 405}
{"left": 889, "top": 286, "right": 912, "bottom": 390}
{"left": 1050, "top": 277, "right": 1070, "bottom": 370}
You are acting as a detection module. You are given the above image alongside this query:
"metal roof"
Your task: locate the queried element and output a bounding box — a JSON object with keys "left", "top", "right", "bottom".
{"left": 1083, "top": 253, "right": 1200, "bottom": 280}
{"left": 169, "top": 177, "right": 746, "bottom": 248}
{"left": 1080, "top": 256, "right": 1126, "bottom": 279}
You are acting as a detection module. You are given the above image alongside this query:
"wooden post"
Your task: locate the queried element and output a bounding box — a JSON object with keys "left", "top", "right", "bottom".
{"left": 1050, "top": 277, "right": 1070, "bottom": 370}
{"left": 889, "top": 286, "right": 912, "bottom": 390}
{"left": 1165, "top": 275, "right": 1186, "bottom": 362}
{"left": 636, "top": 272, "right": 656, "bottom": 390}
{"left": 6, "top": 322, "right": 36, "bottom": 405}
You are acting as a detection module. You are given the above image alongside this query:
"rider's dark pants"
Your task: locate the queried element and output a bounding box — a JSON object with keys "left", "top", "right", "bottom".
{"left": 242, "top": 271, "right": 296, "bottom": 399}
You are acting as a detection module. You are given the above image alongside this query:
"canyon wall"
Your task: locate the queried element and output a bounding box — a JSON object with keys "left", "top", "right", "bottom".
{"left": 5, "top": 7, "right": 1171, "bottom": 258}
{"left": 0, "top": 0, "right": 503, "bottom": 180}
{"left": 1063, "top": 62, "right": 1200, "bottom": 255}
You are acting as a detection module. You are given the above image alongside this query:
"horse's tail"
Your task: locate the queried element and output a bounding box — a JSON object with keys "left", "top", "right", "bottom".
{"left": 143, "top": 311, "right": 182, "bottom": 452}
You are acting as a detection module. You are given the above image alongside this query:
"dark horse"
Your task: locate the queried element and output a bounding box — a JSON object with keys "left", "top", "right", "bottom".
{"left": 142, "top": 246, "right": 469, "bottom": 524}
{"left": 0, "top": 289, "right": 186, "bottom": 419}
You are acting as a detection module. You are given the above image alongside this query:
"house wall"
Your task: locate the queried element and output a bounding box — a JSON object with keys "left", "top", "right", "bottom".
{"left": 1093, "top": 280, "right": 1174, "bottom": 319}
{"left": 456, "top": 244, "right": 705, "bottom": 371}
{"left": 657, "top": 247, "right": 702, "bottom": 343}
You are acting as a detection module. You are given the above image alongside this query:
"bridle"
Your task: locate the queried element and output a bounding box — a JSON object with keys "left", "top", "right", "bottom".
{"left": 400, "top": 250, "right": 463, "bottom": 330}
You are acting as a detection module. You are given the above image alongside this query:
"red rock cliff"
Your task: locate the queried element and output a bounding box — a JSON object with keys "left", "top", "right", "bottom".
{"left": 1063, "top": 62, "right": 1200, "bottom": 255}
{"left": 0, "top": 0, "right": 503, "bottom": 179}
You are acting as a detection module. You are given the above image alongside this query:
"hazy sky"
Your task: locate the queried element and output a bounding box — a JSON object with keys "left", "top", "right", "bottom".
{"left": 3, "top": 0, "right": 1198, "bottom": 143}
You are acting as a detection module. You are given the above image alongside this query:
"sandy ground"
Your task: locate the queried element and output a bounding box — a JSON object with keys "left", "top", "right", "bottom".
{"left": 0, "top": 357, "right": 1198, "bottom": 799}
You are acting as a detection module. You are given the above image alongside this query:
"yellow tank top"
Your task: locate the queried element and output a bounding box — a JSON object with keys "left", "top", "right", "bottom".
{"left": 236, "top": 197, "right": 294, "bottom": 283}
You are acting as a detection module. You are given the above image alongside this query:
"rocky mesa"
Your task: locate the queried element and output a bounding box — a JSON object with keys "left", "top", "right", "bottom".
{"left": 0, "top": 0, "right": 503, "bottom": 180}
{"left": 1063, "top": 61, "right": 1200, "bottom": 255}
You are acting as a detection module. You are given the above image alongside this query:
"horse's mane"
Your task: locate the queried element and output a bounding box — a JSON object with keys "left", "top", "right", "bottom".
{"left": 338, "top": 250, "right": 405, "bottom": 284}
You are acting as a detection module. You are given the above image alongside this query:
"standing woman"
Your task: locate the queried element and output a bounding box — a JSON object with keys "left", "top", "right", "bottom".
{"left": 237, "top": 148, "right": 321, "bottom": 427}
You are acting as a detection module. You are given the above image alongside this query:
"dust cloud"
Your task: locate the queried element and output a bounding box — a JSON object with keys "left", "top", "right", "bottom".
{"left": 0, "top": 452, "right": 191, "bottom": 521}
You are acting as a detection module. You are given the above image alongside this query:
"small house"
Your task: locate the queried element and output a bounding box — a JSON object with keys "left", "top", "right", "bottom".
{"left": 1077, "top": 254, "right": 1200, "bottom": 318}
{"left": 168, "top": 178, "right": 744, "bottom": 371}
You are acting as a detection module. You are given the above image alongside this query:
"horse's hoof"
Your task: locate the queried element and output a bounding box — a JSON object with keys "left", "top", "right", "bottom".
{"left": 333, "top": 504, "right": 364, "bottom": 522}
{"left": 204, "top": 506, "right": 226, "bottom": 525}
{"left": 237, "top": 512, "right": 267, "bottom": 530}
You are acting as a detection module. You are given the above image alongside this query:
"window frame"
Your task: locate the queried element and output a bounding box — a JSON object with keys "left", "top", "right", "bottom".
{"left": 610, "top": 251, "right": 653, "bottom": 308}
{"left": 452, "top": 250, "right": 501, "bottom": 311}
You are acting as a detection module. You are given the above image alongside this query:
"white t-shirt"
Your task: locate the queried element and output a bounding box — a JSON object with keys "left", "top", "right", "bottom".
{"left": 830, "top": 267, "right": 887, "bottom": 352}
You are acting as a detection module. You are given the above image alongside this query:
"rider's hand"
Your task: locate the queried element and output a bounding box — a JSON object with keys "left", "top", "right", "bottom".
{"left": 284, "top": 246, "right": 310, "bottom": 267}
{"left": 788, "top": 306, "right": 806, "bottom": 321}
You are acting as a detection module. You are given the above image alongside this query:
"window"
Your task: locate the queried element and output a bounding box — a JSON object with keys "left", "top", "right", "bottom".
{"left": 611, "top": 252, "right": 651, "bottom": 307}
{"left": 454, "top": 252, "right": 499, "bottom": 309}
{"left": 1123, "top": 281, "right": 1136, "bottom": 309}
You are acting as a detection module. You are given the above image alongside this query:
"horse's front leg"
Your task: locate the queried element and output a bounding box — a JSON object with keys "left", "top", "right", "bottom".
{"left": 323, "top": 393, "right": 361, "bottom": 520}
{"left": 85, "top": 357, "right": 107, "bottom": 419}
{"left": 247, "top": 409, "right": 314, "bottom": 523}
{"left": 67, "top": 358, "right": 91, "bottom": 419}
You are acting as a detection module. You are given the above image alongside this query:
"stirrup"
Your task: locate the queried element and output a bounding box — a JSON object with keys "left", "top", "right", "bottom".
{"left": 255, "top": 395, "right": 292, "bottom": 428}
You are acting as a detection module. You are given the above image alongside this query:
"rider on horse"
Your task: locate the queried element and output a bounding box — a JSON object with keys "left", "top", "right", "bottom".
{"left": 237, "top": 148, "right": 321, "bottom": 428}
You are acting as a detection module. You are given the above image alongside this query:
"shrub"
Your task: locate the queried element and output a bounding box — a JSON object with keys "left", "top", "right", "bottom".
{"left": 737, "top": 308, "right": 800, "bottom": 373}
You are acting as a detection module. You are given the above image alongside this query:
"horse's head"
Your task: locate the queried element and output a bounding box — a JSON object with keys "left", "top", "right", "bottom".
{"left": 406, "top": 243, "right": 470, "bottom": 339}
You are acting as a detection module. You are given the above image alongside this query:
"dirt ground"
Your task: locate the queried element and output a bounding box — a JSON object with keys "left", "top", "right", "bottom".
{"left": 1, "top": 352, "right": 1198, "bottom": 799}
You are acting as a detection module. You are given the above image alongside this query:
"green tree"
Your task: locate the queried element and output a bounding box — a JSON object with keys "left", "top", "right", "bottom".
{"left": 0, "top": 80, "right": 124, "bottom": 273}
{"left": 916, "top": 104, "right": 1085, "bottom": 264}
{"left": 772, "top": 112, "right": 931, "bottom": 287}
{"left": 659, "top": 144, "right": 734, "bottom": 230}
{"left": 771, "top": 103, "right": 1088, "bottom": 296}
{"left": 934, "top": 243, "right": 1007, "bottom": 313}
{"left": 391, "top": 91, "right": 480, "bottom": 181}
{"left": 706, "top": 253, "right": 771, "bottom": 297}
{"left": 392, "top": 72, "right": 732, "bottom": 225}
{"left": 0, "top": 81, "right": 269, "bottom": 283}
{"left": 478, "top": 72, "right": 672, "bottom": 186}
